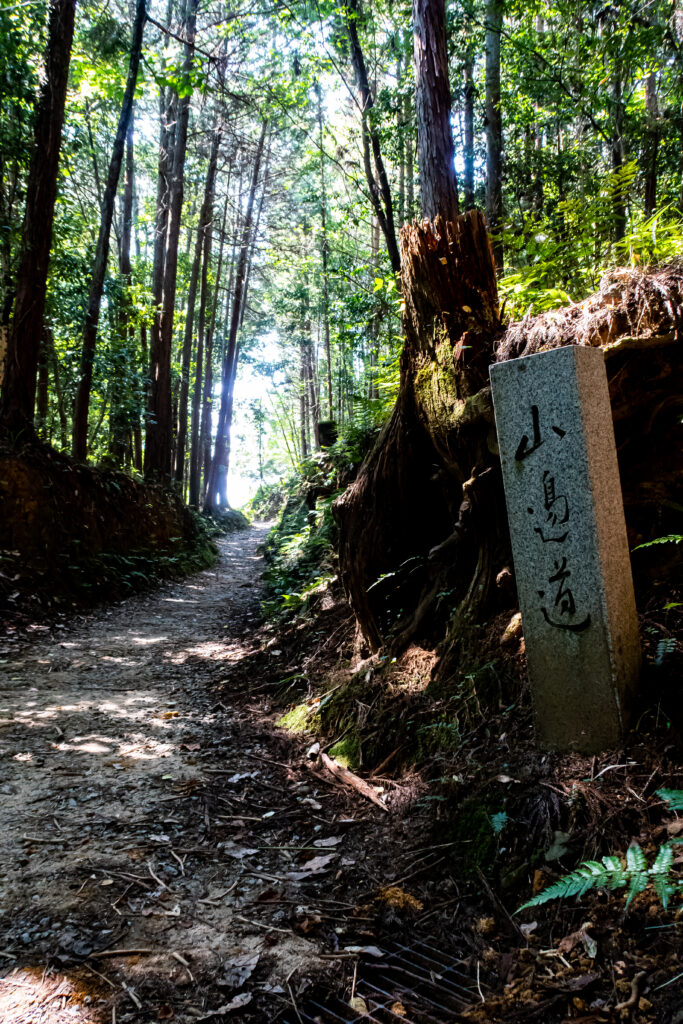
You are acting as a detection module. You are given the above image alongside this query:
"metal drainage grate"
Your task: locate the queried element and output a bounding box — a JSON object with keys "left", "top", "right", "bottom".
{"left": 283, "top": 938, "right": 489, "bottom": 1023}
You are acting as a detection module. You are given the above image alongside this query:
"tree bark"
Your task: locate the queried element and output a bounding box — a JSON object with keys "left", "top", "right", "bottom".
{"left": 485, "top": 0, "right": 504, "bottom": 269}
{"left": 412, "top": 0, "right": 459, "bottom": 222}
{"left": 463, "top": 54, "right": 475, "bottom": 208}
{"left": 205, "top": 121, "right": 267, "bottom": 511}
{"left": 345, "top": 0, "right": 401, "bottom": 274}
{"left": 0, "top": 0, "right": 76, "bottom": 436}
{"left": 109, "top": 113, "right": 136, "bottom": 466}
{"left": 175, "top": 128, "right": 219, "bottom": 484}
{"left": 146, "top": 0, "right": 199, "bottom": 478}
{"left": 72, "top": 0, "right": 147, "bottom": 461}
{"left": 644, "top": 72, "right": 659, "bottom": 219}
{"left": 317, "top": 82, "right": 334, "bottom": 421}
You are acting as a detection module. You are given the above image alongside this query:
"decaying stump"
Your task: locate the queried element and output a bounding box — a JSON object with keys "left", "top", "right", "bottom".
{"left": 335, "top": 212, "right": 683, "bottom": 652}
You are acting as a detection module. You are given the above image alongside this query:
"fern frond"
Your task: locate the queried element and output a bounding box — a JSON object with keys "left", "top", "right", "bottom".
{"left": 658, "top": 788, "right": 683, "bottom": 812}
{"left": 627, "top": 843, "right": 647, "bottom": 872}
{"left": 518, "top": 840, "right": 682, "bottom": 914}
{"left": 518, "top": 859, "right": 626, "bottom": 911}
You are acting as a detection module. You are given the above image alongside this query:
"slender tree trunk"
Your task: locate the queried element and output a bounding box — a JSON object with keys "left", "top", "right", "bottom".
{"left": 45, "top": 328, "right": 67, "bottom": 450}
{"left": 0, "top": 0, "right": 76, "bottom": 435}
{"left": 175, "top": 128, "right": 219, "bottom": 484}
{"left": 397, "top": 53, "right": 406, "bottom": 226}
{"left": 345, "top": 0, "right": 401, "bottom": 274}
{"left": 36, "top": 336, "right": 49, "bottom": 438}
{"left": 611, "top": 67, "right": 626, "bottom": 241}
{"left": 146, "top": 0, "right": 199, "bottom": 477}
{"left": 316, "top": 83, "right": 334, "bottom": 420}
{"left": 485, "top": 0, "right": 504, "bottom": 268}
{"left": 644, "top": 72, "right": 659, "bottom": 219}
{"left": 206, "top": 121, "right": 267, "bottom": 511}
{"left": 463, "top": 11, "right": 475, "bottom": 209}
{"left": 72, "top": 0, "right": 146, "bottom": 461}
{"left": 412, "top": 0, "right": 459, "bottom": 221}
{"left": 109, "top": 113, "right": 136, "bottom": 466}
{"left": 300, "top": 336, "right": 309, "bottom": 459}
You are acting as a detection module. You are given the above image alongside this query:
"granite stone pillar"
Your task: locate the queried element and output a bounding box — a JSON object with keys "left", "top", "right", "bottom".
{"left": 490, "top": 345, "right": 640, "bottom": 752}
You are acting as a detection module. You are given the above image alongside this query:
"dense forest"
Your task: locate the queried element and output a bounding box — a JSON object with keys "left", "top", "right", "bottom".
{"left": 2, "top": 0, "right": 683, "bottom": 1022}
{"left": 3, "top": 0, "right": 683, "bottom": 494}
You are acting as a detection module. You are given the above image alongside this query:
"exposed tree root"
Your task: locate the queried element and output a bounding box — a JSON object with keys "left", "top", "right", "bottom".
{"left": 336, "top": 214, "right": 683, "bottom": 656}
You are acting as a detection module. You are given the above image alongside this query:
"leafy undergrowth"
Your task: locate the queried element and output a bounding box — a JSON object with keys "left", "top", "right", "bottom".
{"left": 260, "top": 427, "right": 377, "bottom": 619}
{"left": 259, "top": 562, "right": 683, "bottom": 1020}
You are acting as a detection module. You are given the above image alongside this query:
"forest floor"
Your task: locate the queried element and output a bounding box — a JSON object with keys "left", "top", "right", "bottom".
{"left": 0, "top": 524, "right": 481, "bottom": 1024}
{"left": 2, "top": 524, "right": 683, "bottom": 1024}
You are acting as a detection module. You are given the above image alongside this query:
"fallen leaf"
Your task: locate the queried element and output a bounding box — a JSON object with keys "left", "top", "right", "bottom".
{"left": 391, "top": 1002, "right": 407, "bottom": 1016}
{"left": 286, "top": 853, "right": 336, "bottom": 880}
{"left": 349, "top": 996, "right": 368, "bottom": 1013}
{"left": 198, "top": 992, "right": 252, "bottom": 1019}
{"left": 313, "top": 836, "right": 342, "bottom": 848}
{"left": 343, "top": 945, "right": 384, "bottom": 958}
{"left": 219, "top": 952, "right": 259, "bottom": 990}
{"left": 157, "top": 1005, "right": 174, "bottom": 1019}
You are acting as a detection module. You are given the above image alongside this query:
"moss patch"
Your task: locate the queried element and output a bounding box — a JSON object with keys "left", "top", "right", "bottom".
{"left": 278, "top": 702, "right": 320, "bottom": 734}
{"left": 329, "top": 730, "right": 362, "bottom": 769}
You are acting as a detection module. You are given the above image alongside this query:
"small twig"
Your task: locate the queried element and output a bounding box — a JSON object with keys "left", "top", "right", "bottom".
{"left": 122, "top": 982, "right": 142, "bottom": 1010}
{"left": 476, "top": 960, "right": 485, "bottom": 1003}
{"left": 171, "top": 950, "right": 195, "bottom": 983}
{"left": 147, "top": 859, "right": 169, "bottom": 891}
{"left": 351, "top": 960, "right": 358, "bottom": 1001}
{"left": 654, "top": 968, "right": 683, "bottom": 991}
{"left": 614, "top": 970, "right": 646, "bottom": 1010}
{"left": 83, "top": 963, "right": 116, "bottom": 990}
{"left": 170, "top": 850, "right": 186, "bottom": 875}
{"left": 89, "top": 948, "right": 156, "bottom": 960}
{"left": 234, "top": 914, "right": 291, "bottom": 934}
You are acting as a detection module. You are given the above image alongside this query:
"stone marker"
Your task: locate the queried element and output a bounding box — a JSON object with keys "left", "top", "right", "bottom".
{"left": 489, "top": 345, "right": 640, "bottom": 752}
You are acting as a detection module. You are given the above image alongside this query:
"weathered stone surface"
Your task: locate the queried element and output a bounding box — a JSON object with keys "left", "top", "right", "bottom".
{"left": 490, "top": 346, "right": 640, "bottom": 752}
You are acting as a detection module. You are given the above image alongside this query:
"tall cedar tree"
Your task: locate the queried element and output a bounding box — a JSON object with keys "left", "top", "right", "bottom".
{"left": 413, "top": 0, "right": 459, "bottom": 221}
{"left": 146, "top": 0, "right": 199, "bottom": 477}
{"left": 72, "top": 0, "right": 147, "bottom": 461}
{"left": 0, "top": 0, "right": 76, "bottom": 434}
{"left": 205, "top": 121, "right": 267, "bottom": 511}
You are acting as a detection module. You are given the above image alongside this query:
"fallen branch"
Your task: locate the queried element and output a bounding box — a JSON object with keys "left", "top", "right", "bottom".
{"left": 319, "top": 752, "right": 389, "bottom": 812}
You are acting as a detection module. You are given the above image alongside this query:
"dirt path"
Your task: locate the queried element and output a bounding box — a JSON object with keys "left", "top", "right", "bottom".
{"left": 0, "top": 525, "right": 369, "bottom": 1023}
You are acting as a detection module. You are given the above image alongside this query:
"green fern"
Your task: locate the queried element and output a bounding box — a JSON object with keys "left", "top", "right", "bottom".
{"left": 518, "top": 842, "right": 681, "bottom": 912}
{"left": 658, "top": 788, "right": 683, "bottom": 811}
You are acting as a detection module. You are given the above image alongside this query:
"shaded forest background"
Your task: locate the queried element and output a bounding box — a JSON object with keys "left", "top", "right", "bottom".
{"left": 2, "top": 0, "right": 683, "bottom": 506}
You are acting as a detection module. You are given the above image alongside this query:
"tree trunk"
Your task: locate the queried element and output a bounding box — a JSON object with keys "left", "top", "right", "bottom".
{"left": 463, "top": 27, "right": 475, "bottom": 210}
{"left": 146, "top": 0, "right": 198, "bottom": 478}
{"left": 205, "top": 121, "right": 267, "bottom": 511}
{"left": 72, "top": 0, "right": 146, "bottom": 461}
{"left": 485, "top": 0, "right": 504, "bottom": 269}
{"left": 191, "top": 185, "right": 229, "bottom": 508}
{"left": 317, "top": 82, "right": 334, "bottom": 420}
{"left": 0, "top": 0, "right": 76, "bottom": 436}
{"left": 335, "top": 211, "right": 502, "bottom": 650}
{"left": 109, "top": 113, "right": 136, "bottom": 466}
{"left": 644, "top": 72, "right": 659, "bottom": 219}
{"left": 611, "top": 68, "right": 626, "bottom": 241}
{"left": 175, "top": 128, "right": 219, "bottom": 484}
{"left": 412, "top": 0, "right": 459, "bottom": 222}
{"left": 345, "top": 0, "right": 401, "bottom": 275}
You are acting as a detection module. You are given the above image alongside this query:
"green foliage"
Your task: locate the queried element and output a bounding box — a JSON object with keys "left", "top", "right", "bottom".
{"left": 658, "top": 788, "right": 683, "bottom": 812}
{"left": 518, "top": 843, "right": 680, "bottom": 912}
{"left": 520, "top": 791, "right": 683, "bottom": 913}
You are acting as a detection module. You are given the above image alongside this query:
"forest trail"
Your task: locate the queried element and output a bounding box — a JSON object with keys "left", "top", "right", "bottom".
{"left": 0, "top": 525, "right": 377, "bottom": 1023}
